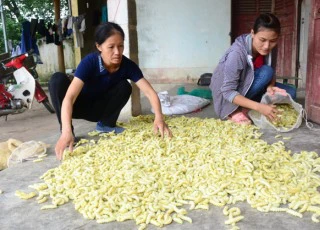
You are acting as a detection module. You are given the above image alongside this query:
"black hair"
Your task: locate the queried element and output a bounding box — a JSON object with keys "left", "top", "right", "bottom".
{"left": 94, "top": 22, "right": 125, "bottom": 46}
{"left": 253, "top": 13, "right": 281, "bottom": 34}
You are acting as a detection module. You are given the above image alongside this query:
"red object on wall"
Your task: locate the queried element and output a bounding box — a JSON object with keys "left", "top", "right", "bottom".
{"left": 306, "top": 0, "right": 320, "bottom": 124}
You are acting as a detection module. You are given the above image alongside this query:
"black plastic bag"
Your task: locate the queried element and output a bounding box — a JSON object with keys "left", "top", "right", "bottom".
{"left": 197, "top": 73, "right": 212, "bottom": 86}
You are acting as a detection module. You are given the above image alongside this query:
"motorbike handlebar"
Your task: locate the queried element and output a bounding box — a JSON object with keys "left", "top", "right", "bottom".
{"left": 1, "top": 50, "right": 35, "bottom": 70}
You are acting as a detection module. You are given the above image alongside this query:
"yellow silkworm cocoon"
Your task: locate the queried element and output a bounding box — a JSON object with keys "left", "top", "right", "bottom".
{"left": 189, "top": 201, "right": 196, "bottom": 210}
{"left": 33, "top": 158, "right": 43, "bottom": 163}
{"left": 228, "top": 207, "right": 241, "bottom": 217}
{"left": 40, "top": 204, "right": 57, "bottom": 210}
{"left": 172, "top": 216, "right": 183, "bottom": 224}
{"left": 194, "top": 204, "right": 209, "bottom": 210}
{"left": 178, "top": 214, "right": 192, "bottom": 223}
{"left": 163, "top": 215, "right": 173, "bottom": 225}
{"left": 138, "top": 223, "right": 147, "bottom": 230}
{"left": 311, "top": 213, "right": 320, "bottom": 223}
{"left": 15, "top": 190, "right": 37, "bottom": 200}
{"left": 38, "top": 153, "right": 47, "bottom": 158}
{"left": 223, "top": 206, "right": 229, "bottom": 216}
{"left": 37, "top": 196, "right": 48, "bottom": 204}
{"left": 285, "top": 209, "right": 303, "bottom": 218}
{"left": 307, "top": 206, "right": 320, "bottom": 214}
{"left": 225, "top": 215, "right": 244, "bottom": 225}
{"left": 88, "top": 131, "right": 100, "bottom": 136}
{"left": 149, "top": 219, "right": 162, "bottom": 227}
{"left": 29, "top": 183, "right": 48, "bottom": 191}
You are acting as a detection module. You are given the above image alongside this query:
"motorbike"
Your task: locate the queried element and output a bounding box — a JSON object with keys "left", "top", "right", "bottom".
{"left": 0, "top": 52, "right": 55, "bottom": 117}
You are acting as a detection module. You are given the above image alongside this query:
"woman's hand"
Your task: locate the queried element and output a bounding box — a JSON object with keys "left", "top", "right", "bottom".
{"left": 267, "top": 86, "right": 287, "bottom": 96}
{"left": 153, "top": 117, "right": 172, "bottom": 138}
{"left": 257, "top": 103, "right": 279, "bottom": 121}
{"left": 135, "top": 78, "right": 173, "bottom": 138}
{"left": 55, "top": 131, "right": 74, "bottom": 161}
{"left": 56, "top": 78, "right": 83, "bottom": 161}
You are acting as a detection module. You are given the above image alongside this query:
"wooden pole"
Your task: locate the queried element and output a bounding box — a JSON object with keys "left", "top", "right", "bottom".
{"left": 54, "top": 0, "right": 66, "bottom": 73}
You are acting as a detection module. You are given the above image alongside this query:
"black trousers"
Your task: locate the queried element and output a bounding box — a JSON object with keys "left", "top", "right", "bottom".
{"left": 48, "top": 72, "right": 132, "bottom": 129}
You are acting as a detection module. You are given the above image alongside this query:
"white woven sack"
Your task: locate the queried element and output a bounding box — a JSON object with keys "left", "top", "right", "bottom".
{"left": 248, "top": 92, "right": 303, "bottom": 132}
{"left": 152, "top": 94, "right": 210, "bottom": 115}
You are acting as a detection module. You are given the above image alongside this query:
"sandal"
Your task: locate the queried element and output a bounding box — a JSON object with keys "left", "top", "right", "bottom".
{"left": 228, "top": 111, "right": 252, "bottom": 125}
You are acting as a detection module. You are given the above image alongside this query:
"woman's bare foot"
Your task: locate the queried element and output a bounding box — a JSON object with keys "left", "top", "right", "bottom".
{"left": 228, "top": 110, "right": 252, "bottom": 125}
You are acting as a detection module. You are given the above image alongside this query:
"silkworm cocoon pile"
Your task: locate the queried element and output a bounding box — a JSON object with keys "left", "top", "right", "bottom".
{"left": 17, "top": 116, "right": 320, "bottom": 229}
{"left": 271, "top": 104, "right": 298, "bottom": 128}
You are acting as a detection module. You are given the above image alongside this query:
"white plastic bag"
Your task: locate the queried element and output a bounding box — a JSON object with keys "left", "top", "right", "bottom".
{"left": 152, "top": 94, "right": 210, "bottom": 115}
{"left": 248, "top": 92, "right": 303, "bottom": 132}
{"left": 7, "top": 141, "right": 47, "bottom": 167}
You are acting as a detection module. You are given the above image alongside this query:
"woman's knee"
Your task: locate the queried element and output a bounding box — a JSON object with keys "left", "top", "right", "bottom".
{"left": 117, "top": 80, "right": 132, "bottom": 98}
{"left": 256, "top": 65, "right": 274, "bottom": 82}
{"left": 287, "top": 87, "right": 297, "bottom": 99}
{"left": 48, "top": 72, "right": 70, "bottom": 93}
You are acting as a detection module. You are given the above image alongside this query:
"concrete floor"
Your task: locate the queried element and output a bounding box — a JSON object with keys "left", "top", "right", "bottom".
{"left": 0, "top": 84, "right": 319, "bottom": 230}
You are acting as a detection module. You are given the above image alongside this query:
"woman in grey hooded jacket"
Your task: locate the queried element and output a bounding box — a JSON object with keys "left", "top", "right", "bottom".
{"left": 210, "top": 13, "right": 296, "bottom": 124}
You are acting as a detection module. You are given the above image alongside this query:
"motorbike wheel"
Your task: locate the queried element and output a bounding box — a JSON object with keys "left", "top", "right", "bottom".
{"left": 42, "top": 98, "right": 55, "bottom": 114}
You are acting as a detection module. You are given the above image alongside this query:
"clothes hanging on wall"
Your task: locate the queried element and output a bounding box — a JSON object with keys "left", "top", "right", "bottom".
{"left": 37, "top": 19, "right": 46, "bottom": 37}
{"left": 11, "top": 45, "right": 21, "bottom": 57}
{"left": 20, "top": 21, "right": 40, "bottom": 56}
{"left": 66, "top": 16, "right": 73, "bottom": 37}
{"left": 20, "top": 20, "right": 43, "bottom": 63}
{"left": 45, "top": 23, "right": 54, "bottom": 44}
{"left": 30, "top": 19, "right": 38, "bottom": 38}
{"left": 73, "top": 14, "right": 86, "bottom": 48}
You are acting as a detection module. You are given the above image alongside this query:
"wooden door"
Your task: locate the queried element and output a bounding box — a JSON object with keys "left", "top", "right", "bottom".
{"left": 273, "top": 0, "right": 296, "bottom": 77}
{"left": 305, "top": 0, "right": 320, "bottom": 124}
{"left": 232, "top": 0, "right": 272, "bottom": 42}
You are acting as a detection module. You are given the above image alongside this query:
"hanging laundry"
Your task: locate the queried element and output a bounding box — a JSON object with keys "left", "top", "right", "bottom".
{"left": 51, "top": 24, "right": 60, "bottom": 46}
{"left": 37, "top": 19, "right": 47, "bottom": 37}
{"left": 73, "top": 14, "right": 86, "bottom": 48}
{"left": 11, "top": 47, "right": 16, "bottom": 57}
{"left": 62, "top": 18, "right": 68, "bottom": 38}
{"left": 66, "top": 16, "right": 73, "bottom": 37}
{"left": 15, "top": 45, "right": 21, "bottom": 56}
{"left": 20, "top": 21, "right": 40, "bottom": 56}
{"left": 46, "top": 23, "right": 54, "bottom": 44}
{"left": 30, "top": 19, "right": 38, "bottom": 38}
